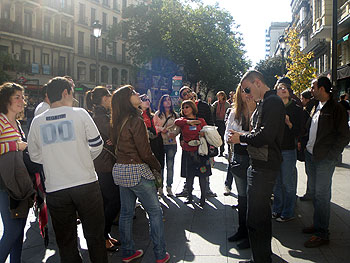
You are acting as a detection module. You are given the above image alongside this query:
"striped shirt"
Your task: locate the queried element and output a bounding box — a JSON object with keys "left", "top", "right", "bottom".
{"left": 0, "top": 113, "right": 24, "bottom": 155}
{"left": 112, "top": 163, "right": 155, "bottom": 187}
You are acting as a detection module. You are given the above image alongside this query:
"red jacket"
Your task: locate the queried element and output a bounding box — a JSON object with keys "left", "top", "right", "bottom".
{"left": 175, "top": 117, "right": 206, "bottom": 152}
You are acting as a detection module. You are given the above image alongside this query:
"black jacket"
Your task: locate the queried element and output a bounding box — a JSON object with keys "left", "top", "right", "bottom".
{"left": 281, "top": 99, "right": 302, "bottom": 150}
{"left": 240, "top": 90, "right": 285, "bottom": 170}
{"left": 306, "top": 98, "right": 350, "bottom": 161}
{"left": 197, "top": 100, "right": 214, "bottom": 125}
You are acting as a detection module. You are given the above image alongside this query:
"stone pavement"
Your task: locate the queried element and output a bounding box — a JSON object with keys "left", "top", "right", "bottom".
{"left": 1, "top": 145, "right": 349, "bottom": 263}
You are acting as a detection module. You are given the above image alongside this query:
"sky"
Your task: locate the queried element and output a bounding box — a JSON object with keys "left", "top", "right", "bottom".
{"left": 202, "top": 0, "right": 292, "bottom": 67}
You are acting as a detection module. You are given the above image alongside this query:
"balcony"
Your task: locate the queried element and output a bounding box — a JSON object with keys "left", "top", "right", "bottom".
{"left": 0, "top": 19, "right": 73, "bottom": 47}
{"left": 77, "top": 45, "right": 126, "bottom": 64}
{"left": 338, "top": 0, "right": 350, "bottom": 30}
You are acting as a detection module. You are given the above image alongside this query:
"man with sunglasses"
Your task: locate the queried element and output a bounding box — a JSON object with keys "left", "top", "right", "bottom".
{"left": 228, "top": 70, "right": 285, "bottom": 263}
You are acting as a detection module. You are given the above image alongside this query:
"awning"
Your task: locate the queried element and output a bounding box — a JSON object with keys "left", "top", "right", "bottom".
{"left": 338, "top": 64, "right": 350, "bottom": 80}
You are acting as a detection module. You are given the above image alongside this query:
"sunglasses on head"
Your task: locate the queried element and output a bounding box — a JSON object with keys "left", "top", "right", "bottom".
{"left": 242, "top": 87, "right": 251, "bottom": 94}
{"left": 141, "top": 97, "right": 150, "bottom": 102}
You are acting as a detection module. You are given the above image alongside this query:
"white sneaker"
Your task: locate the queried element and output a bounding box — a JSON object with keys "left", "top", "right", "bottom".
{"left": 166, "top": 187, "right": 174, "bottom": 196}
{"left": 224, "top": 186, "right": 231, "bottom": 196}
{"left": 158, "top": 187, "right": 164, "bottom": 196}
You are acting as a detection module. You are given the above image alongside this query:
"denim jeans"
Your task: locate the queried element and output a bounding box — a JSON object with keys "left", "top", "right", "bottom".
{"left": 46, "top": 182, "right": 107, "bottom": 263}
{"left": 162, "top": 144, "right": 177, "bottom": 187}
{"left": 0, "top": 190, "right": 27, "bottom": 263}
{"left": 119, "top": 177, "right": 166, "bottom": 260}
{"left": 232, "top": 154, "right": 249, "bottom": 197}
{"left": 273, "top": 149, "right": 297, "bottom": 218}
{"left": 305, "top": 151, "right": 336, "bottom": 239}
{"left": 247, "top": 166, "right": 279, "bottom": 263}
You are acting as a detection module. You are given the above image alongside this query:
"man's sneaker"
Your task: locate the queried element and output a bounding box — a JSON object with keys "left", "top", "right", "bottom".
{"left": 304, "top": 235, "right": 329, "bottom": 248}
{"left": 166, "top": 187, "right": 174, "bottom": 197}
{"left": 156, "top": 252, "right": 170, "bottom": 263}
{"left": 276, "top": 216, "right": 295, "bottom": 222}
{"left": 271, "top": 212, "right": 280, "bottom": 219}
{"left": 158, "top": 187, "right": 164, "bottom": 196}
{"left": 206, "top": 189, "right": 217, "bottom": 197}
{"left": 122, "top": 249, "right": 144, "bottom": 262}
{"left": 188, "top": 140, "right": 201, "bottom": 146}
{"left": 224, "top": 186, "right": 231, "bottom": 196}
{"left": 176, "top": 189, "right": 188, "bottom": 197}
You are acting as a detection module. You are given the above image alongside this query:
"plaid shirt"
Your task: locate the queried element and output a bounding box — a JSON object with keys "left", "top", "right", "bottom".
{"left": 112, "top": 163, "right": 155, "bottom": 187}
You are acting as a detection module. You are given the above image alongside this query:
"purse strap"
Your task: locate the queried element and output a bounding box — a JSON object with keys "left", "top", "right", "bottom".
{"left": 115, "top": 116, "right": 130, "bottom": 156}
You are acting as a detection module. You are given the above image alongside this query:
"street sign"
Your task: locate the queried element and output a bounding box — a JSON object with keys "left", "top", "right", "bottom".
{"left": 172, "top": 75, "right": 182, "bottom": 91}
{"left": 18, "top": 76, "right": 27, "bottom": 84}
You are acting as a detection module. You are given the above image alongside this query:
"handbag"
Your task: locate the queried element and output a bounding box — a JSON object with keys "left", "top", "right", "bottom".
{"left": 208, "top": 145, "right": 219, "bottom": 157}
{"left": 152, "top": 169, "right": 162, "bottom": 189}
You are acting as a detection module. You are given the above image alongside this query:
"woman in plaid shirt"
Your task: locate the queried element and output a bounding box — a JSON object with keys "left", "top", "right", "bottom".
{"left": 110, "top": 85, "right": 170, "bottom": 263}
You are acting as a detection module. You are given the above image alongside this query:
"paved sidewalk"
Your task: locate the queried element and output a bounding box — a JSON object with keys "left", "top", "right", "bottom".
{"left": 1, "top": 145, "right": 349, "bottom": 263}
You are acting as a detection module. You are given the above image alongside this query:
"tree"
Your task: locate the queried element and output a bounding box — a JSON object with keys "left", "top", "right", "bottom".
{"left": 108, "top": 0, "right": 250, "bottom": 96}
{"left": 285, "top": 27, "right": 316, "bottom": 95}
{"left": 255, "top": 56, "right": 285, "bottom": 89}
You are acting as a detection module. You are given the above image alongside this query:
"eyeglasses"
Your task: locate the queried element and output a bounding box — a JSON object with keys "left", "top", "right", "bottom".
{"left": 242, "top": 87, "right": 251, "bottom": 94}
{"left": 141, "top": 97, "right": 150, "bottom": 102}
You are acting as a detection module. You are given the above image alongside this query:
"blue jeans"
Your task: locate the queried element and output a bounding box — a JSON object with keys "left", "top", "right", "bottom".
{"left": 119, "top": 177, "right": 166, "bottom": 260}
{"left": 305, "top": 151, "right": 336, "bottom": 239}
{"left": 162, "top": 144, "right": 177, "bottom": 187}
{"left": 273, "top": 149, "right": 297, "bottom": 218}
{"left": 247, "top": 166, "right": 279, "bottom": 263}
{"left": 232, "top": 154, "right": 249, "bottom": 197}
{"left": 0, "top": 190, "right": 27, "bottom": 263}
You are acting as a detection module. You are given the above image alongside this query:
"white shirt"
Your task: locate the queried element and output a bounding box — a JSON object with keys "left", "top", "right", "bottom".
{"left": 224, "top": 108, "right": 247, "bottom": 146}
{"left": 306, "top": 101, "right": 326, "bottom": 154}
{"left": 28, "top": 106, "right": 103, "bottom": 193}
{"left": 34, "top": 102, "right": 50, "bottom": 116}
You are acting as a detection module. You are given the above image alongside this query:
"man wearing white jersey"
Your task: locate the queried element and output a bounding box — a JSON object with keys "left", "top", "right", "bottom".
{"left": 28, "top": 77, "right": 107, "bottom": 263}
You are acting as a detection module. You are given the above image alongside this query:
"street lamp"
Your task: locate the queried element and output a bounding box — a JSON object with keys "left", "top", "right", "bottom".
{"left": 92, "top": 21, "right": 102, "bottom": 86}
{"left": 279, "top": 35, "right": 286, "bottom": 75}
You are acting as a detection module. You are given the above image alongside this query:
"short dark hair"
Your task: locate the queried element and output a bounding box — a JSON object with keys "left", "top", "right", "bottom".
{"left": 317, "top": 76, "right": 332, "bottom": 94}
{"left": 46, "top": 77, "right": 72, "bottom": 104}
{"left": 301, "top": 90, "right": 312, "bottom": 100}
{"left": 240, "top": 70, "right": 266, "bottom": 86}
{"left": 0, "top": 82, "right": 24, "bottom": 114}
{"left": 41, "top": 84, "right": 48, "bottom": 99}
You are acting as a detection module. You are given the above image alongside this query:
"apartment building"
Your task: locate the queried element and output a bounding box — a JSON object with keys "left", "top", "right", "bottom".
{"left": 0, "top": 0, "right": 140, "bottom": 105}
{"left": 265, "top": 22, "right": 290, "bottom": 58}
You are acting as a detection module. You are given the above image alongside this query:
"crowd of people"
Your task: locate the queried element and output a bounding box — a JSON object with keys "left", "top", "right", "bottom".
{"left": 0, "top": 70, "right": 349, "bottom": 263}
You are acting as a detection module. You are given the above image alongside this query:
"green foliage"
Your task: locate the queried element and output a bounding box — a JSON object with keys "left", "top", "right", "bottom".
{"left": 108, "top": 0, "right": 250, "bottom": 95}
{"left": 255, "top": 56, "right": 285, "bottom": 89}
{"left": 285, "top": 27, "right": 316, "bottom": 95}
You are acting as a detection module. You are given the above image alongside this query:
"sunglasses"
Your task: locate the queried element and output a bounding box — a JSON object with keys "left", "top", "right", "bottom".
{"left": 182, "top": 91, "right": 191, "bottom": 97}
{"left": 182, "top": 105, "right": 191, "bottom": 109}
{"left": 242, "top": 87, "right": 251, "bottom": 94}
{"left": 141, "top": 97, "right": 150, "bottom": 102}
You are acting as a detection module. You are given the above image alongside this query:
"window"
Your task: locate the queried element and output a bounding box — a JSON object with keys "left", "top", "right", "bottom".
{"left": 122, "top": 43, "right": 126, "bottom": 63}
{"left": 58, "top": 56, "right": 66, "bottom": 75}
{"left": 79, "top": 3, "right": 86, "bottom": 24}
{"left": 44, "top": 17, "right": 51, "bottom": 40}
{"left": 102, "top": 38, "right": 107, "bottom": 57}
{"left": 112, "top": 68, "right": 118, "bottom": 85}
{"left": 113, "top": 0, "right": 119, "bottom": 11}
{"left": 43, "top": 53, "right": 49, "bottom": 65}
{"left": 22, "top": 50, "right": 31, "bottom": 64}
{"left": 0, "top": 45, "right": 8, "bottom": 55}
{"left": 113, "top": 17, "right": 118, "bottom": 26}
{"left": 102, "top": 13, "right": 107, "bottom": 31}
{"left": 61, "top": 21, "right": 67, "bottom": 38}
{"left": 2, "top": 4, "right": 10, "bottom": 19}
{"left": 78, "top": 31, "right": 84, "bottom": 54}
{"left": 103, "top": 0, "right": 109, "bottom": 6}
{"left": 90, "top": 35, "right": 96, "bottom": 57}
{"left": 101, "top": 66, "right": 109, "bottom": 83}
{"left": 121, "top": 69, "right": 128, "bottom": 84}
{"left": 77, "top": 62, "right": 86, "bottom": 81}
{"left": 122, "top": 0, "right": 127, "bottom": 10}
{"left": 90, "top": 64, "right": 96, "bottom": 82}
{"left": 316, "top": 0, "right": 322, "bottom": 18}
{"left": 112, "top": 42, "right": 117, "bottom": 57}
{"left": 24, "top": 11, "right": 32, "bottom": 36}
{"left": 91, "top": 8, "right": 96, "bottom": 26}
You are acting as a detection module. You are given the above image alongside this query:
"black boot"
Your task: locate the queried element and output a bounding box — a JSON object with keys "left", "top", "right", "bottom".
{"left": 237, "top": 238, "right": 250, "bottom": 249}
{"left": 228, "top": 195, "right": 248, "bottom": 242}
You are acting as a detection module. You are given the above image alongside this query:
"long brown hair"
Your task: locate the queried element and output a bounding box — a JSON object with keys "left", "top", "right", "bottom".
{"left": 233, "top": 84, "right": 245, "bottom": 124}
{"left": 110, "top": 85, "right": 141, "bottom": 145}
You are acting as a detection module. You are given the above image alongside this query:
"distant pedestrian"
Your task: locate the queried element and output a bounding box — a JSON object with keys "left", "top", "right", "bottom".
{"left": 154, "top": 94, "right": 180, "bottom": 197}
{"left": 175, "top": 100, "right": 211, "bottom": 207}
{"left": 225, "top": 84, "right": 256, "bottom": 250}
{"left": 339, "top": 92, "right": 350, "bottom": 121}
{"left": 24, "top": 97, "right": 36, "bottom": 130}
{"left": 272, "top": 77, "right": 302, "bottom": 222}
{"left": 28, "top": 77, "right": 107, "bottom": 263}
{"left": 228, "top": 70, "right": 285, "bottom": 263}
{"left": 86, "top": 86, "right": 121, "bottom": 252}
{"left": 110, "top": 85, "right": 170, "bottom": 263}
{"left": 212, "top": 91, "right": 231, "bottom": 156}
{"left": 34, "top": 84, "right": 50, "bottom": 116}
{"left": 0, "top": 82, "right": 34, "bottom": 263}
{"left": 302, "top": 76, "right": 350, "bottom": 248}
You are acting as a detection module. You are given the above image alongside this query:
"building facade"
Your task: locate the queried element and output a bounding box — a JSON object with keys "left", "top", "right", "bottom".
{"left": 0, "top": 0, "right": 139, "bottom": 106}
{"left": 265, "top": 22, "right": 291, "bottom": 58}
